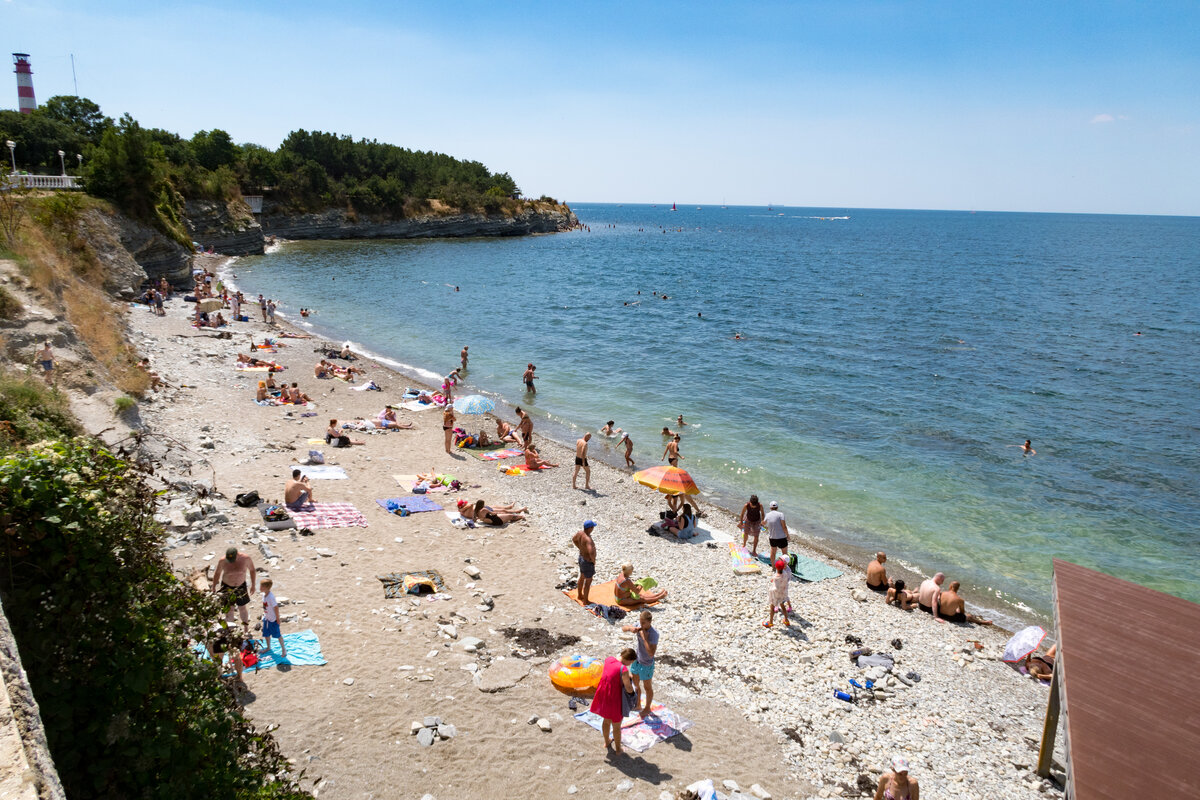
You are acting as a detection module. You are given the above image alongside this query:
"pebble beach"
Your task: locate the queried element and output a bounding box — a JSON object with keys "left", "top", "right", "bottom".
{"left": 123, "top": 258, "right": 1067, "bottom": 800}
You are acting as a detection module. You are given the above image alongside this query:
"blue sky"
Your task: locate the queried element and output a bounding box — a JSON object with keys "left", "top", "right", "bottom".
{"left": 2, "top": 1, "right": 1197, "bottom": 215}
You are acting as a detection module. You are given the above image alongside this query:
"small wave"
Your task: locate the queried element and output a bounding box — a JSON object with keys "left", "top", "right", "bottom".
{"left": 351, "top": 347, "right": 443, "bottom": 384}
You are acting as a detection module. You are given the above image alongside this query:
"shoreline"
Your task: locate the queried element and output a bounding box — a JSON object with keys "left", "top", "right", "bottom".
{"left": 124, "top": 262, "right": 1066, "bottom": 798}
{"left": 221, "top": 251, "right": 1045, "bottom": 634}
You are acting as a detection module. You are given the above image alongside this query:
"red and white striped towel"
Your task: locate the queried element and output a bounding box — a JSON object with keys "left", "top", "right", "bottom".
{"left": 288, "top": 502, "right": 369, "bottom": 529}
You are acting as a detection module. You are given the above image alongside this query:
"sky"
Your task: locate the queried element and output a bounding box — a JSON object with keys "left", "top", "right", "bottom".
{"left": 2, "top": 0, "right": 1197, "bottom": 215}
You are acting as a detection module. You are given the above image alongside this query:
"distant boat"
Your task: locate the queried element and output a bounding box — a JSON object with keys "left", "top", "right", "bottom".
{"left": 670, "top": 203, "right": 677, "bottom": 211}
{"left": 696, "top": 206, "right": 701, "bottom": 210}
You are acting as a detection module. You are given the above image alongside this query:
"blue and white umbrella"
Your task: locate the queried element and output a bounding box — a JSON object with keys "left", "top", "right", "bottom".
{"left": 453, "top": 395, "right": 495, "bottom": 415}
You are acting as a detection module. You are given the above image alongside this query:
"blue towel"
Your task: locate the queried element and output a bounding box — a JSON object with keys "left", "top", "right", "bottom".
{"left": 195, "top": 629, "right": 327, "bottom": 675}
{"left": 375, "top": 495, "right": 443, "bottom": 514}
{"left": 757, "top": 552, "right": 843, "bottom": 582}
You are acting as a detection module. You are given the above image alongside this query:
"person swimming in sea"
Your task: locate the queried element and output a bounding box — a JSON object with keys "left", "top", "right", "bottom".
{"left": 1008, "top": 439, "right": 1036, "bottom": 455}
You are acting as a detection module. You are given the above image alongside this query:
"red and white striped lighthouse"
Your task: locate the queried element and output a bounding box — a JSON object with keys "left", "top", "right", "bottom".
{"left": 13, "top": 53, "right": 36, "bottom": 114}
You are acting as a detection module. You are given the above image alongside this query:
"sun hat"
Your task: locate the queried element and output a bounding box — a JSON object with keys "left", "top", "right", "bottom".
{"left": 770, "top": 500, "right": 779, "bottom": 509}
{"left": 892, "top": 756, "right": 909, "bottom": 773}
{"left": 583, "top": 520, "right": 596, "bottom": 530}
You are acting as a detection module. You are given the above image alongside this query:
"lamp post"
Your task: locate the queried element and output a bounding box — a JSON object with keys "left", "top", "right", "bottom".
{"left": 58, "top": 150, "right": 66, "bottom": 176}
{"left": 5, "top": 140, "right": 14, "bottom": 173}
{"left": 76, "top": 153, "right": 82, "bottom": 173}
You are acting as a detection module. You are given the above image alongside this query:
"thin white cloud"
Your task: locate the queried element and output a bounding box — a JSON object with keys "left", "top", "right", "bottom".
{"left": 1090, "top": 113, "right": 1115, "bottom": 124}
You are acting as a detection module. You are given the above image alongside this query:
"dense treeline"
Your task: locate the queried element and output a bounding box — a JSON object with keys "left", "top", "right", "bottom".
{"left": 1, "top": 96, "right": 541, "bottom": 242}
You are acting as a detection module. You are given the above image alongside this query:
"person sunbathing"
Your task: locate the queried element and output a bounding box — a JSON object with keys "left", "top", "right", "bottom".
{"left": 287, "top": 383, "right": 312, "bottom": 404}
{"left": 936, "top": 581, "right": 994, "bottom": 625}
{"left": 375, "top": 407, "right": 414, "bottom": 429}
{"left": 325, "top": 419, "right": 365, "bottom": 447}
{"left": 885, "top": 579, "right": 918, "bottom": 610}
{"left": 255, "top": 381, "right": 270, "bottom": 402}
{"left": 496, "top": 419, "right": 520, "bottom": 443}
{"left": 314, "top": 361, "right": 330, "bottom": 379}
{"left": 328, "top": 363, "right": 364, "bottom": 380}
{"left": 237, "top": 353, "right": 277, "bottom": 369}
{"left": 523, "top": 445, "right": 558, "bottom": 469}
{"left": 138, "top": 358, "right": 166, "bottom": 390}
{"left": 614, "top": 563, "right": 667, "bottom": 606}
{"left": 1025, "top": 643, "right": 1057, "bottom": 680}
{"left": 459, "top": 499, "right": 527, "bottom": 525}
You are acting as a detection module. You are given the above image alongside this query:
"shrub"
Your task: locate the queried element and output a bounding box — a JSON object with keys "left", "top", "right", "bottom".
{"left": 0, "top": 284, "right": 22, "bottom": 320}
{"left": 114, "top": 394, "right": 136, "bottom": 413}
{"left": 0, "top": 372, "right": 80, "bottom": 451}
{"left": 0, "top": 439, "right": 310, "bottom": 799}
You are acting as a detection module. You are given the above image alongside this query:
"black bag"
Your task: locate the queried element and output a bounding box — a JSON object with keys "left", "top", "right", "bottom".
{"left": 234, "top": 490, "right": 260, "bottom": 508}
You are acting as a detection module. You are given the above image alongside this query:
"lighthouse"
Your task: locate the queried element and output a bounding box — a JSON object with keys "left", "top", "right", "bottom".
{"left": 13, "top": 54, "right": 36, "bottom": 114}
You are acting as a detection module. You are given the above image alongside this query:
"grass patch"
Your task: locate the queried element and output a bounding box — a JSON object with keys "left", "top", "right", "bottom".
{"left": 0, "top": 371, "right": 81, "bottom": 452}
{"left": 113, "top": 394, "right": 136, "bottom": 413}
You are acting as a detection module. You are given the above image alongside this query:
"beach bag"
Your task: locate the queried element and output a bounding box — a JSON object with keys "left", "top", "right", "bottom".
{"left": 307, "top": 450, "right": 325, "bottom": 465}
{"left": 412, "top": 483, "right": 428, "bottom": 494}
{"left": 234, "top": 490, "right": 260, "bottom": 508}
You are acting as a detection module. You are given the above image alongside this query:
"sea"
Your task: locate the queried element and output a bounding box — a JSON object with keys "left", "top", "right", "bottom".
{"left": 225, "top": 204, "right": 1200, "bottom": 627}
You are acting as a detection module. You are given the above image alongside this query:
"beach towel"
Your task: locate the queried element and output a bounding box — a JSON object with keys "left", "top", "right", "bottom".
{"left": 234, "top": 366, "right": 272, "bottom": 372}
{"left": 755, "top": 552, "right": 843, "bottom": 583}
{"left": 195, "top": 629, "right": 327, "bottom": 675}
{"left": 287, "top": 502, "right": 368, "bottom": 529}
{"left": 573, "top": 703, "right": 693, "bottom": 753}
{"left": 393, "top": 475, "right": 450, "bottom": 493}
{"left": 563, "top": 581, "right": 665, "bottom": 609}
{"left": 462, "top": 444, "right": 522, "bottom": 461}
{"left": 399, "top": 400, "right": 438, "bottom": 412}
{"left": 257, "top": 501, "right": 297, "bottom": 530}
{"left": 497, "top": 462, "right": 551, "bottom": 476}
{"left": 684, "top": 524, "right": 736, "bottom": 545}
{"left": 377, "top": 570, "right": 446, "bottom": 598}
{"left": 729, "top": 543, "right": 762, "bottom": 574}
{"left": 290, "top": 464, "right": 348, "bottom": 480}
{"left": 375, "top": 495, "right": 443, "bottom": 514}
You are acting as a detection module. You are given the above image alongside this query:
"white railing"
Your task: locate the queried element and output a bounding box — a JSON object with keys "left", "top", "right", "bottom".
{"left": 244, "top": 195, "right": 263, "bottom": 213}
{"left": 3, "top": 174, "right": 84, "bottom": 190}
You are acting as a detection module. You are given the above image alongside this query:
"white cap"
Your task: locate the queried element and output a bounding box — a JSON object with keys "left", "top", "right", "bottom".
{"left": 769, "top": 500, "right": 779, "bottom": 509}
{"left": 892, "top": 756, "right": 909, "bottom": 773}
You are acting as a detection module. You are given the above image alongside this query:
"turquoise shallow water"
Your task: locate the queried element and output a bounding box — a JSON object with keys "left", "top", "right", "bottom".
{"left": 228, "top": 205, "right": 1200, "bottom": 621}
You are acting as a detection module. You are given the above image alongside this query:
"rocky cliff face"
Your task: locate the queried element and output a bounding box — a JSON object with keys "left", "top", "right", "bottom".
{"left": 259, "top": 202, "right": 577, "bottom": 241}
{"left": 183, "top": 199, "right": 264, "bottom": 257}
{"left": 76, "top": 208, "right": 192, "bottom": 296}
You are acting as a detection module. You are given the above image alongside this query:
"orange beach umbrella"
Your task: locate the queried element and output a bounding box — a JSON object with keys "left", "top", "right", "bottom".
{"left": 632, "top": 465, "right": 699, "bottom": 496}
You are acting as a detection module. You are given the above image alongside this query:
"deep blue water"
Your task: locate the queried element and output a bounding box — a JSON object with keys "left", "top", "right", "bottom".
{"left": 228, "top": 205, "right": 1200, "bottom": 620}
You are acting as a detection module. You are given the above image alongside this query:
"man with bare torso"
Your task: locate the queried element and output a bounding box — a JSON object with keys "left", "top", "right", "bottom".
{"left": 460, "top": 346, "right": 468, "bottom": 371}
{"left": 285, "top": 468, "right": 315, "bottom": 509}
{"left": 937, "top": 580, "right": 993, "bottom": 625}
{"left": 866, "top": 552, "right": 891, "bottom": 592}
{"left": 573, "top": 432, "right": 592, "bottom": 490}
{"left": 211, "top": 547, "right": 257, "bottom": 626}
{"left": 522, "top": 363, "right": 537, "bottom": 393}
{"left": 917, "top": 572, "right": 945, "bottom": 618}
{"left": 572, "top": 521, "right": 598, "bottom": 605}
{"left": 515, "top": 407, "right": 533, "bottom": 447}
{"left": 621, "top": 432, "right": 635, "bottom": 467}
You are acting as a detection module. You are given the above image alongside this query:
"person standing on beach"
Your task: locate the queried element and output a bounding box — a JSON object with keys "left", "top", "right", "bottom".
{"left": 573, "top": 432, "right": 592, "bottom": 490}
{"left": 460, "top": 346, "right": 468, "bottom": 371}
{"left": 442, "top": 406, "right": 456, "bottom": 454}
{"left": 515, "top": 407, "right": 533, "bottom": 447}
{"left": 35, "top": 342, "right": 54, "bottom": 384}
{"left": 573, "top": 520, "right": 597, "bottom": 605}
{"left": 621, "top": 432, "right": 635, "bottom": 467}
{"left": 917, "top": 573, "right": 945, "bottom": 618}
{"left": 590, "top": 648, "right": 637, "bottom": 754}
{"left": 266, "top": 299, "right": 277, "bottom": 325}
{"left": 764, "top": 559, "right": 791, "bottom": 628}
{"left": 259, "top": 578, "right": 287, "bottom": 659}
{"left": 212, "top": 547, "right": 257, "bottom": 627}
{"left": 739, "top": 495, "right": 764, "bottom": 557}
{"left": 662, "top": 434, "right": 682, "bottom": 466}
{"left": 522, "top": 363, "right": 537, "bottom": 393}
{"left": 229, "top": 292, "right": 240, "bottom": 321}
{"left": 620, "top": 609, "right": 659, "bottom": 717}
{"left": 258, "top": 294, "right": 267, "bottom": 322}
{"left": 764, "top": 500, "right": 790, "bottom": 564}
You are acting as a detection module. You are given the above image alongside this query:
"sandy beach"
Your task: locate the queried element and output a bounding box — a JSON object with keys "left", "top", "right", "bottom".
{"left": 121, "top": 261, "right": 1066, "bottom": 800}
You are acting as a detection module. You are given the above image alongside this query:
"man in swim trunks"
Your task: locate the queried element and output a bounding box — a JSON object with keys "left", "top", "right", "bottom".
{"left": 866, "top": 552, "right": 891, "bottom": 592}
{"left": 917, "top": 573, "right": 945, "bottom": 618}
{"left": 36, "top": 342, "right": 54, "bottom": 384}
{"left": 937, "top": 580, "right": 993, "bottom": 625}
{"left": 285, "top": 468, "right": 315, "bottom": 509}
{"left": 460, "top": 346, "right": 468, "bottom": 371}
{"left": 515, "top": 407, "right": 533, "bottom": 447}
{"left": 662, "top": 434, "right": 682, "bottom": 466}
{"left": 522, "top": 363, "right": 537, "bottom": 393}
{"left": 573, "top": 432, "right": 592, "bottom": 490}
{"left": 764, "top": 501, "right": 790, "bottom": 564}
{"left": 496, "top": 419, "right": 520, "bottom": 443}
{"left": 211, "top": 547, "right": 257, "bottom": 626}
{"left": 572, "top": 521, "right": 598, "bottom": 605}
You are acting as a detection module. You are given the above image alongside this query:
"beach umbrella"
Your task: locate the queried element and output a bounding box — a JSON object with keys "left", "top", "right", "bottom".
{"left": 1002, "top": 625, "right": 1047, "bottom": 663}
{"left": 196, "top": 298, "right": 223, "bottom": 312}
{"left": 632, "top": 465, "right": 700, "bottom": 496}
{"left": 453, "top": 394, "right": 495, "bottom": 415}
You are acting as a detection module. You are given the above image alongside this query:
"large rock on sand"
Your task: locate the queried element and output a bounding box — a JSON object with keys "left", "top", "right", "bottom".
{"left": 473, "top": 658, "right": 530, "bottom": 693}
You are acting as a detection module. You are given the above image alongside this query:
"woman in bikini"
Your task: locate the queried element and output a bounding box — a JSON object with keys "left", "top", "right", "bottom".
{"left": 740, "top": 494, "right": 764, "bottom": 557}
{"left": 255, "top": 381, "right": 270, "bottom": 402}
{"left": 459, "top": 499, "right": 527, "bottom": 525}
{"left": 326, "top": 419, "right": 365, "bottom": 447}
{"left": 375, "top": 407, "right": 413, "bottom": 429}
{"left": 886, "top": 579, "right": 918, "bottom": 610}
{"left": 874, "top": 756, "right": 918, "bottom": 800}
{"left": 614, "top": 563, "right": 667, "bottom": 605}
{"left": 442, "top": 407, "right": 456, "bottom": 453}
{"left": 522, "top": 444, "right": 558, "bottom": 469}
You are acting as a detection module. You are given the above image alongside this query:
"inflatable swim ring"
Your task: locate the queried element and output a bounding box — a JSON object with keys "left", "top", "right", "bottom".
{"left": 549, "top": 654, "right": 603, "bottom": 692}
